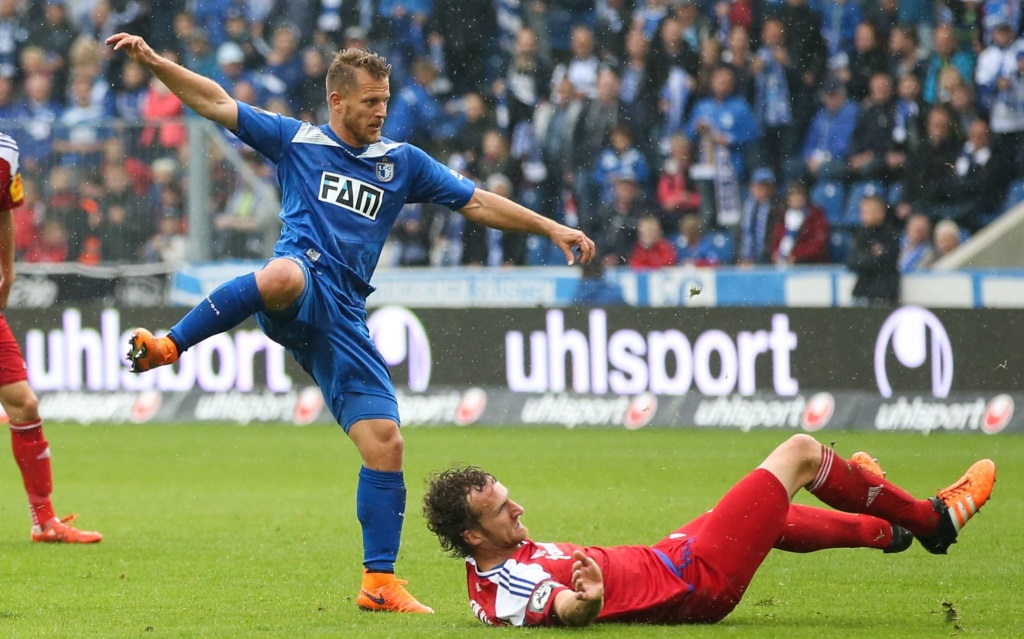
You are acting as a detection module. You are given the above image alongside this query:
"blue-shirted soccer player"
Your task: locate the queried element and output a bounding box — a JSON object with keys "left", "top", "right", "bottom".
{"left": 106, "top": 32, "right": 596, "bottom": 614}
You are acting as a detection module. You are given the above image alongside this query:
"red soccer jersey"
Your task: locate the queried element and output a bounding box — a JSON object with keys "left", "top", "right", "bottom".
{"left": 465, "top": 539, "right": 694, "bottom": 626}
{"left": 0, "top": 133, "right": 24, "bottom": 211}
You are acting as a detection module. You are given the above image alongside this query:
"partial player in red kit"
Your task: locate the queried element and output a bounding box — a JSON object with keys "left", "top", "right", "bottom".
{"left": 0, "top": 132, "right": 101, "bottom": 543}
{"left": 423, "top": 435, "right": 995, "bottom": 627}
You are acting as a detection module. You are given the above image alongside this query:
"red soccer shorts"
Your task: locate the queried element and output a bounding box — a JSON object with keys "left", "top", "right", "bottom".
{"left": 653, "top": 468, "right": 790, "bottom": 623}
{"left": 0, "top": 313, "right": 29, "bottom": 387}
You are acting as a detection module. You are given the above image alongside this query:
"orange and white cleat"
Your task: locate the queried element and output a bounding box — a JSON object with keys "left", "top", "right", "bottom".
{"left": 357, "top": 570, "right": 433, "bottom": 613}
{"left": 32, "top": 514, "right": 103, "bottom": 544}
{"left": 850, "top": 451, "right": 885, "bottom": 479}
{"left": 918, "top": 459, "right": 996, "bottom": 555}
{"left": 126, "top": 328, "right": 179, "bottom": 373}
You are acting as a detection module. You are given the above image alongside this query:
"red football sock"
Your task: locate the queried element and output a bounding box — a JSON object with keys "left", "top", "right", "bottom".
{"left": 10, "top": 421, "right": 56, "bottom": 527}
{"left": 807, "top": 445, "right": 938, "bottom": 538}
{"left": 776, "top": 504, "right": 893, "bottom": 552}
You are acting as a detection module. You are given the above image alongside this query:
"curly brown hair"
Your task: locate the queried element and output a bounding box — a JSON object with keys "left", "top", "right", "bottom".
{"left": 422, "top": 466, "right": 494, "bottom": 558}
{"left": 326, "top": 48, "right": 391, "bottom": 95}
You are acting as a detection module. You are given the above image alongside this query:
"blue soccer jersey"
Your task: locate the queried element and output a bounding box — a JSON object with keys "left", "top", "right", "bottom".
{"left": 233, "top": 101, "right": 476, "bottom": 296}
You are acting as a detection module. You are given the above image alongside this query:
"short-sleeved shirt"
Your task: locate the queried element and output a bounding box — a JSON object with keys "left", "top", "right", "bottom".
{"left": 232, "top": 101, "right": 475, "bottom": 301}
{"left": 0, "top": 132, "right": 24, "bottom": 212}
{"left": 466, "top": 539, "right": 694, "bottom": 626}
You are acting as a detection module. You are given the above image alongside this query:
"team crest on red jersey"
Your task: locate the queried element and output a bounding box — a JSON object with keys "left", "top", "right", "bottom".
{"left": 9, "top": 172, "right": 22, "bottom": 202}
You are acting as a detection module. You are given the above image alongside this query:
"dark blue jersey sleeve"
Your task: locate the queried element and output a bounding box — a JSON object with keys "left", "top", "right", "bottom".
{"left": 233, "top": 100, "right": 303, "bottom": 163}
{"left": 406, "top": 144, "right": 476, "bottom": 210}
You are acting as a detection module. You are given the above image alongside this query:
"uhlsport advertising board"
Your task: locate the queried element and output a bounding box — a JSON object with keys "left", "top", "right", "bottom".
{"left": 7, "top": 306, "right": 1021, "bottom": 434}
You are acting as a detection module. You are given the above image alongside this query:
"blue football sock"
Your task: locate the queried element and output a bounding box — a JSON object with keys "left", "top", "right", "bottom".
{"left": 168, "top": 273, "right": 265, "bottom": 353}
{"left": 357, "top": 466, "right": 406, "bottom": 572}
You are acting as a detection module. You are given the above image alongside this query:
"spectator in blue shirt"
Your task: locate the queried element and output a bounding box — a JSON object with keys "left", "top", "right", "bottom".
{"left": 572, "top": 259, "right": 626, "bottom": 306}
{"left": 673, "top": 213, "right": 730, "bottom": 266}
{"left": 594, "top": 125, "right": 651, "bottom": 203}
{"left": 795, "top": 77, "right": 859, "bottom": 183}
{"left": 821, "top": 0, "right": 862, "bottom": 65}
{"left": 384, "top": 57, "right": 459, "bottom": 154}
{"left": 686, "top": 65, "right": 760, "bottom": 180}
{"left": 263, "top": 24, "right": 304, "bottom": 112}
{"left": 922, "top": 23, "right": 976, "bottom": 105}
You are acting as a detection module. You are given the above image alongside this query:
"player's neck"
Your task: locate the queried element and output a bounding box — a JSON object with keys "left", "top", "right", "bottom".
{"left": 472, "top": 547, "right": 518, "bottom": 572}
{"left": 326, "top": 121, "right": 365, "bottom": 149}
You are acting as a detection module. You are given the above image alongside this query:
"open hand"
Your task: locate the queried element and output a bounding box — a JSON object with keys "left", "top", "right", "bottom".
{"left": 570, "top": 550, "right": 605, "bottom": 602}
{"left": 105, "top": 33, "right": 159, "bottom": 67}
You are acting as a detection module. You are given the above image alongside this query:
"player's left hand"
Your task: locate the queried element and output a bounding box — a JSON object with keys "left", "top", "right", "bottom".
{"left": 551, "top": 226, "right": 596, "bottom": 266}
{"left": 570, "top": 550, "right": 605, "bottom": 602}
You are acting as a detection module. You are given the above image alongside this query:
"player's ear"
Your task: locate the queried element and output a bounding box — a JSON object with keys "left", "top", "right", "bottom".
{"left": 463, "top": 528, "right": 483, "bottom": 548}
{"left": 328, "top": 90, "right": 343, "bottom": 110}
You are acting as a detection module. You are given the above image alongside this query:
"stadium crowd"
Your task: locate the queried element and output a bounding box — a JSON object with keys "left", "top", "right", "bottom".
{"left": 2, "top": 0, "right": 1024, "bottom": 272}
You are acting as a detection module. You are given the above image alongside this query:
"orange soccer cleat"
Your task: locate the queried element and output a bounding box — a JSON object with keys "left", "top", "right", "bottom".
{"left": 357, "top": 570, "right": 434, "bottom": 613}
{"left": 917, "top": 459, "right": 996, "bottom": 555}
{"left": 32, "top": 514, "right": 103, "bottom": 544}
{"left": 850, "top": 451, "right": 885, "bottom": 479}
{"left": 126, "top": 328, "right": 179, "bottom": 373}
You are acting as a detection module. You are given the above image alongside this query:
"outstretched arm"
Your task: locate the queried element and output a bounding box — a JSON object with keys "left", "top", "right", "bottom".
{"left": 458, "top": 188, "right": 596, "bottom": 265}
{"left": 106, "top": 32, "right": 238, "bottom": 131}
{"left": 552, "top": 550, "right": 604, "bottom": 627}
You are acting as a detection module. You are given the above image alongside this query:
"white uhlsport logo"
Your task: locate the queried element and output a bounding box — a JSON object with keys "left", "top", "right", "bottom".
{"left": 318, "top": 171, "right": 384, "bottom": 220}
{"left": 367, "top": 306, "right": 432, "bottom": 391}
{"left": 875, "top": 306, "right": 953, "bottom": 398}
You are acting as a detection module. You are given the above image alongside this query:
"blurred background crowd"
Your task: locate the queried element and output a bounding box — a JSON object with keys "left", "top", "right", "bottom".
{"left": 2, "top": 0, "right": 1023, "bottom": 275}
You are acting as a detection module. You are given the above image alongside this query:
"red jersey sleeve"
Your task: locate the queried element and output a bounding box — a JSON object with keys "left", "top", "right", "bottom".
{"left": 0, "top": 141, "right": 23, "bottom": 211}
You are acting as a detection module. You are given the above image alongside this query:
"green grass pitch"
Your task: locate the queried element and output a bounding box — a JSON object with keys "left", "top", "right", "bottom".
{"left": 0, "top": 423, "right": 1020, "bottom": 638}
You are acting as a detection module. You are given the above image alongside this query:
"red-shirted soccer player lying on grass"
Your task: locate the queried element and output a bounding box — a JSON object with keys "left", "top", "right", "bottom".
{"left": 423, "top": 434, "right": 995, "bottom": 627}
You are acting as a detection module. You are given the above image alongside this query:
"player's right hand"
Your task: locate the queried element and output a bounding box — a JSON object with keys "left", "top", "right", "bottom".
{"left": 552, "top": 226, "right": 596, "bottom": 266}
{"left": 570, "top": 550, "right": 605, "bottom": 602}
{"left": 105, "top": 33, "right": 158, "bottom": 66}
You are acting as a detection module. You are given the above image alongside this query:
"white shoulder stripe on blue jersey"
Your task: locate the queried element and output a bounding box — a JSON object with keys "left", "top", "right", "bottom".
{"left": 358, "top": 141, "right": 405, "bottom": 158}
{"left": 290, "top": 125, "right": 404, "bottom": 158}
{"left": 291, "top": 123, "right": 341, "bottom": 147}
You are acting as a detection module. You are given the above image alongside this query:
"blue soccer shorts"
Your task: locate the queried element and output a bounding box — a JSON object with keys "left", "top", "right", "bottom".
{"left": 254, "top": 256, "right": 400, "bottom": 432}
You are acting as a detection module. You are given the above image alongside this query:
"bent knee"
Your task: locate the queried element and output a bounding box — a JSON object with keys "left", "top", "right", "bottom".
{"left": 781, "top": 434, "right": 822, "bottom": 471}
{"left": 257, "top": 258, "right": 306, "bottom": 310}
{"left": 2, "top": 391, "right": 40, "bottom": 423}
{"left": 373, "top": 422, "right": 404, "bottom": 451}
{"left": 351, "top": 419, "right": 405, "bottom": 470}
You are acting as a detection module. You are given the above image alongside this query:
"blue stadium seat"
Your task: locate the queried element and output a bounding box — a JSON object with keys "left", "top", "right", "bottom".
{"left": 828, "top": 228, "right": 852, "bottom": 264}
{"left": 843, "top": 181, "right": 886, "bottom": 227}
{"left": 706, "top": 229, "right": 735, "bottom": 264}
{"left": 810, "top": 180, "right": 845, "bottom": 226}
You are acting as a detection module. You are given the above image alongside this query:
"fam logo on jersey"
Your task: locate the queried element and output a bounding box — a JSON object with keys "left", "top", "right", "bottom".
{"left": 318, "top": 171, "right": 384, "bottom": 220}
{"left": 875, "top": 306, "right": 953, "bottom": 398}
{"left": 375, "top": 160, "right": 394, "bottom": 182}
{"left": 367, "top": 306, "right": 431, "bottom": 391}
